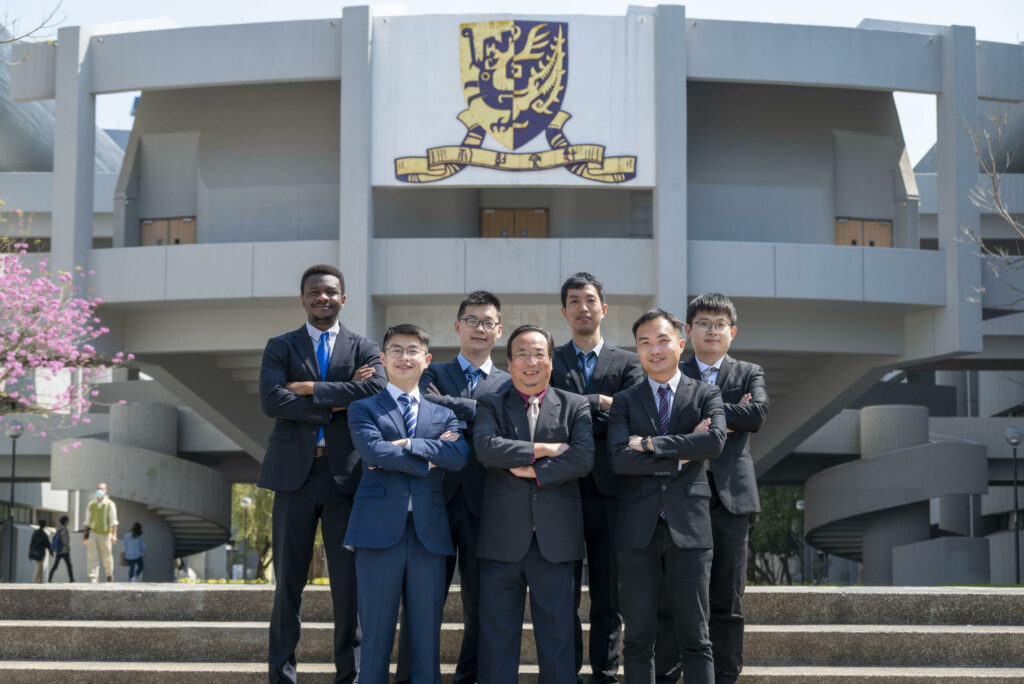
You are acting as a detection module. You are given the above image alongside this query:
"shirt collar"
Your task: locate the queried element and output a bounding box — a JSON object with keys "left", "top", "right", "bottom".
{"left": 457, "top": 353, "right": 493, "bottom": 376}
{"left": 694, "top": 355, "right": 725, "bottom": 375}
{"left": 306, "top": 321, "right": 340, "bottom": 342}
{"left": 571, "top": 338, "right": 605, "bottom": 358}
{"left": 648, "top": 369, "right": 682, "bottom": 396}
{"left": 386, "top": 383, "right": 421, "bottom": 404}
{"left": 517, "top": 387, "right": 548, "bottom": 406}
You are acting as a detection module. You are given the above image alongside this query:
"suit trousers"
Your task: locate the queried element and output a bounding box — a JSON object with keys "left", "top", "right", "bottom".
{"left": 573, "top": 475, "right": 622, "bottom": 683}
{"left": 268, "top": 457, "right": 357, "bottom": 684}
{"left": 479, "top": 535, "right": 576, "bottom": 684}
{"left": 357, "top": 514, "right": 446, "bottom": 684}
{"left": 617, "top": 520, "right": 712, "bottom": 684}
{"left": 396, "top": 488, "right": 481, "bottom": 684}
{"left": 654, "top": 479, "right": 750, "bottom": 684}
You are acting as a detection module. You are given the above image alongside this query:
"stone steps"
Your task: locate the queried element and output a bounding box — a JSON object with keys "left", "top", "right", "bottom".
{"left": 2, "top": 586, "right": 1024, "bottom": 681}
{"left": 1, "top": 663, "right": 1024, "bottom": 684}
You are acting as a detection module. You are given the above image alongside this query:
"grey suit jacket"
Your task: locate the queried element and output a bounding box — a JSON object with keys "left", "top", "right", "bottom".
{"left": 551, "top": 341, "right": 645, "bottom": 495}
{"left": 608, "top": 376, "right": 726, "bottom": 550}
{"left": 681, "top": 354, "right": 767, "bottom": 515}
{"left": 473, "top": 386, "right": 594, "bottom": 564}
{"left": 419, "top": 357, "right": 513, "bottom": 515}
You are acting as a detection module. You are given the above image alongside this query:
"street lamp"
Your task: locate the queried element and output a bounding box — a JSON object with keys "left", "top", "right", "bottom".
{"left": 795, "top": 499, "right": 806, "bottom": 583}
{"left": 1006, "top": 427, "right": 1023, "bottom": 585}
{"left": 4, "top": 420, "right": 24, "bottom": 583}
{"left": 239, "top": 496, "right": 253, "bottom": 581}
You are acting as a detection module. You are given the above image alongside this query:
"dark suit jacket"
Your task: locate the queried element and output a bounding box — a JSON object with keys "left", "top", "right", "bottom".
{"left": 344, "top": 391, "right": 469, "bottom": 555}
{"left": 608, "top": 377, "right": 726, "bottom": 550}
{"left": 473, "top": 386, "right": 594, "bottom": 564}
{"left": 257, "top": 323, "right": 387, "bottom": 493}
{"left": 681, "top": 355, "right": 768, "bottom": 515}
{"left": 419, "top": 358, "right": 513, "bottom": 516}
{"left": 551, "top": 341, "right": 645, "bottom": 495}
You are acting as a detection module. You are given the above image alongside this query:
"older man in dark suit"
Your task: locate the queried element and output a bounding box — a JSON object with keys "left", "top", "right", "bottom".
{"left": 551, "top": 272, "right": 644, "bottom": 683}
{"left": 608, "top": 309, "right": 726, "bottom": 684}
{"left": 258, "top": 264, "right": 386, "bottom": 684}
{"left": 475, "top": 324, "right": 594, "bottom": 684}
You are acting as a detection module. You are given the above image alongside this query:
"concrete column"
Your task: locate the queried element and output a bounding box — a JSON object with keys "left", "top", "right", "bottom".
{"left": 862, "top": 502, "right": 930, "bottom": 585}
{"left": 859, "top": 404, "right": 929, "bottom": 458}
{"left": 934, "top": 25, "right": 982, "bottom": 354}
{"left": 51, "top": 25, "right": 96, "bottom": 273}
{"left": 109, "top": 402, "right": 178, "bottom": 456}
{"left": 652, "top": 5, "right": 687, "bottom": 317}
{"left": 339, "top": 6, "right": 375, "bottom": 337}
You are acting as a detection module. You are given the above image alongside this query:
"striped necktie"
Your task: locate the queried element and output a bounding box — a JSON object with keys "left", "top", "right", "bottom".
{"left": 397, "top": 393, "right": 417, "bottom": 438}
{"left": 465, "top": 367, "right": 482, "bottom": 394}
{"left": 657, "top": 384, "right": 672, "bottom": 434}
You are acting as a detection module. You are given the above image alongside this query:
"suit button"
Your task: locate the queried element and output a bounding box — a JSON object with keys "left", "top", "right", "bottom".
{"left": 661, "top": 485, "right": 668, "bottom": 491}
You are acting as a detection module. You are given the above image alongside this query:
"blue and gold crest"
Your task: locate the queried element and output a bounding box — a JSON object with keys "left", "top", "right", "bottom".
{"left": 460, "top": 21, "right": 568, "bottom": 151}
{"left": 395, "top": 20, "right": 636, "bottom": 184}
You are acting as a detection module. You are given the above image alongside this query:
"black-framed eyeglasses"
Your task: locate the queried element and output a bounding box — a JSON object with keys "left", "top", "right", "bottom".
{"left": 459, "top": 317, "right": 499, "bottom": 331}
{"left": 384, "top": 346, "right": 427, "bottom": 359}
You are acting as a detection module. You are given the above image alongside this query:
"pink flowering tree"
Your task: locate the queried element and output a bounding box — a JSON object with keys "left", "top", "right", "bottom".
{"left": 0, "top": 207, "right": 132, "bottom": 435}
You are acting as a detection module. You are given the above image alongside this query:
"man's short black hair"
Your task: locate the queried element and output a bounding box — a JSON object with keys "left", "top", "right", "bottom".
{"left": 560, "top": 272, "right": 606, "bottom": 308}
{"left": 506, "top": 324, "right": 555, "bottom": 358}
{"left": 686, "top": 293, "right": 738, "bottom": 326}
{"left": 59, "top": 516, "right": 69, "bottom": 525}
{"left": 300, "top": 264, "right": 345, "bottom": 295}
{"left": 383, "top": 323, "right": 430, "bottom": 350}
{"left": 632, "top": 308, "right": 685, "bottom": 338}
{"left": 457, "top": 290, "right": 502, "bottom": 320}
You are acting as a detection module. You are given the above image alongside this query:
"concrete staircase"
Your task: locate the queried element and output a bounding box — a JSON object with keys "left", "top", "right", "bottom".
{"left": 1, "top": 585, "right": 1023, "bottom": 682}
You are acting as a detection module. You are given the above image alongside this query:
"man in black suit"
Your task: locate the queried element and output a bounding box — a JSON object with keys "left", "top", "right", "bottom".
{"left": 551, "top": 272, "right": 644, "bottom": 683}
{"left": 475, "top": 325, "right": 594, "bottom": 684}
{"left": 258, "top": 264, "right": 387, "bottom": 684}
{"left": 608, "top": 309, "right": 726, "bottom": 684}
{"left": 657, "top": 294, "right": 768, "bottom": 684}
{"left": 395, "top": 291, "right": 513, "bottom": 684}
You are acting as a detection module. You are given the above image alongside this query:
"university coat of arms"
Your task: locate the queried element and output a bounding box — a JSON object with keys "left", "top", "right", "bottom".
{"left": 395, "top": 20, "right": 637, "bottom": 183}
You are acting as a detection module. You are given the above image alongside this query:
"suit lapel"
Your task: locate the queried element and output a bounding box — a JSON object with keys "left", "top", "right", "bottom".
{"left": 680, "top": 356, "right": 700, "bottom": 383}
{"left": 327, "top": 323, "right": 352, "bottom": 379}
{"left": 716, "top": 355, "right": 735, "bottom": 389}
{"left": 379, "top": 392, "right": 407, "bottom": 438}
{"left": 669, "top": 375, "right": 696, "bottom": 434}
{"left": 637, "top": 383, "right": 662, "bottom": 434}
{"left": 591, "top": 343, "right": 615, "bottom": 389}
{"left": 557, "top": 343, "right": 586, "bottom": 393}
{"left": 534, "top": 389, "right": 561, "bottom": 442}
{"left": 443, "top": 359, "right": 470, "bottom": 397}
{"left": 504, "top": 390, "right": 532, "bottom": 441}
{"left": 291, "top": 327, "right": 319, "bottom": 380}
{"left": 478, "top": 366, "right": 507, "bottom": 395}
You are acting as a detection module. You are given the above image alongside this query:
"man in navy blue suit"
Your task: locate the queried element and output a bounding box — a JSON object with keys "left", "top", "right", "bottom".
{"left": 345, "top": 324, "right": 470, "bottom": 684}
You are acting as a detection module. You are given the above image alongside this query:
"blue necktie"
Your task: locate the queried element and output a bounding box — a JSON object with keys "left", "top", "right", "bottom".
{"left": 316, "top": 332, "right": 330, "bottom": 444}
{"left": 465, "top": 367, "right": 482, "bottom": 394}
{"left": 577, "top": 351, "right": 596, "bottom": 392}
{"left": 397, "top": 394, "right": 417, "bottom": 438}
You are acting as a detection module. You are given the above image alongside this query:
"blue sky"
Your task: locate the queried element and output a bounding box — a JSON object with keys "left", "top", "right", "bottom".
{"left": 5, "top": 0, "right": 1022, "bottom": 164}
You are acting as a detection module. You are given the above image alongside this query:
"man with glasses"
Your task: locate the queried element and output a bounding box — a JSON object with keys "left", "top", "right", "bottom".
{"left": 475, "top": 325, "right": 594, "bottom": 684}
{"left": 258, "top": 264, "right": 386, "bottom": 684}
{"left": 552, "top": 272, "right": 644, "bottom": 683}
{"left": 657, "top": 294, "right": 768, "bottom": 684}
{"left": 346, "top": 324, "right": 469, "bottom": 684}
{"left": 395, "top": 291, "right": 512, "bottom": 684}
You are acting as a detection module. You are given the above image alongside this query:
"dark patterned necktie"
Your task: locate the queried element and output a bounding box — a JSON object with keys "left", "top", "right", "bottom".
{"left": 657, "top": 384, "right": 671, "bottom": 434}
{"left": 465, "top": 367, "right": 482, "bottom": 394}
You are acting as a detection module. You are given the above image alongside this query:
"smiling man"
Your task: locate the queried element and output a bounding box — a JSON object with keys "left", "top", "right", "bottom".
{"left": 258, "top": 264, "right": 386, "bottom": 684}
{"left": 608, "top": 309, "right": 726, "bottom": 684}
{"left": 474, "top": 325, "right": 594, "bottom": 684}
{"left": 552, "top": 272, "right": 644, "bottom": 683}
{"left": 346, "top": 324, "right": 469, "bottom": 684}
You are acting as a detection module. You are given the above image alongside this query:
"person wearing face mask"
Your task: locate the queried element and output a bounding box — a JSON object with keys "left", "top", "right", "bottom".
{"left": 83, "top": 482, "right": 119, "bottom": 583}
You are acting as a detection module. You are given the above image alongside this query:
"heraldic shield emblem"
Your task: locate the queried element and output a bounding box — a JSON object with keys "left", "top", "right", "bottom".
{"left": 460, "top": 20, "right": 568, "bottom": 152}
{"left": 395, "top": 20, "right": 636, "bottom": 183}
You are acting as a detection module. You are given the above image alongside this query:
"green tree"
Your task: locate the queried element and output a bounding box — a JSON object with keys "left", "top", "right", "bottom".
{"left": 747, "top": 485, "right": 803, "bottom": 585}
{"left": 231, "top": 484, "right": 274, "bottom": 581}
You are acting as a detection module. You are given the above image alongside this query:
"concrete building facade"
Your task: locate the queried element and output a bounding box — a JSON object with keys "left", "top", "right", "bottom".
{"left": 1, "top": 6, "right": 1023, "bottom": 583}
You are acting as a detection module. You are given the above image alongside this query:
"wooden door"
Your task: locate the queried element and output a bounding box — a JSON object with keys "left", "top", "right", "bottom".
{"left": 140, "top": 219, "right": 169, "bottom": 246}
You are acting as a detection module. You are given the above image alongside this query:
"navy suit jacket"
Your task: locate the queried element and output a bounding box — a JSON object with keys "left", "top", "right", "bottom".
{"left": 681, "top": 354, "right": 768, "bottom": 515}
{"left": 608, "top": 377, "right": 726, "bottom": 550}
{"left": 419, "top": 357, "right": 513, "bottom": 515}
{"left": 257, "top": 324, "right": 387, "bottom": 493}
{"left": 551, "top": 341, "right": 645, "bottom": 494}
{"left": 344, "top": 391, "right": 469, "bottom": 556}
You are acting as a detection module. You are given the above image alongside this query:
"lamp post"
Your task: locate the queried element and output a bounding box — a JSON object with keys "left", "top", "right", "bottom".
{"left": 795, "top": 499, "right": 806, "bottom": 583}
{"left": 4, "top": 420, "right": 24, "bottom": 583}
{"left": 1006, "top": 427, "right": 1023, "bottom": 585}
{"left": 239, "top": 496, "right": 253, "bottom": 581}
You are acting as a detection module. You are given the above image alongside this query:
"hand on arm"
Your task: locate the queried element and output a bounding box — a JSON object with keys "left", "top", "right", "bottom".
{"left": 533, "top": 442, "right": 569, "bottom": 459}
{"left": 598, "top": 394, "right": 614, "bottom": 411}
{"left": 509, "top": 465, "right": 537, "bottom": 479}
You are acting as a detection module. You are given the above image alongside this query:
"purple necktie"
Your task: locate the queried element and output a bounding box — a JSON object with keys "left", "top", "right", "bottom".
{"left": 657, "top": 384, "right": 672, "bottom": 434}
